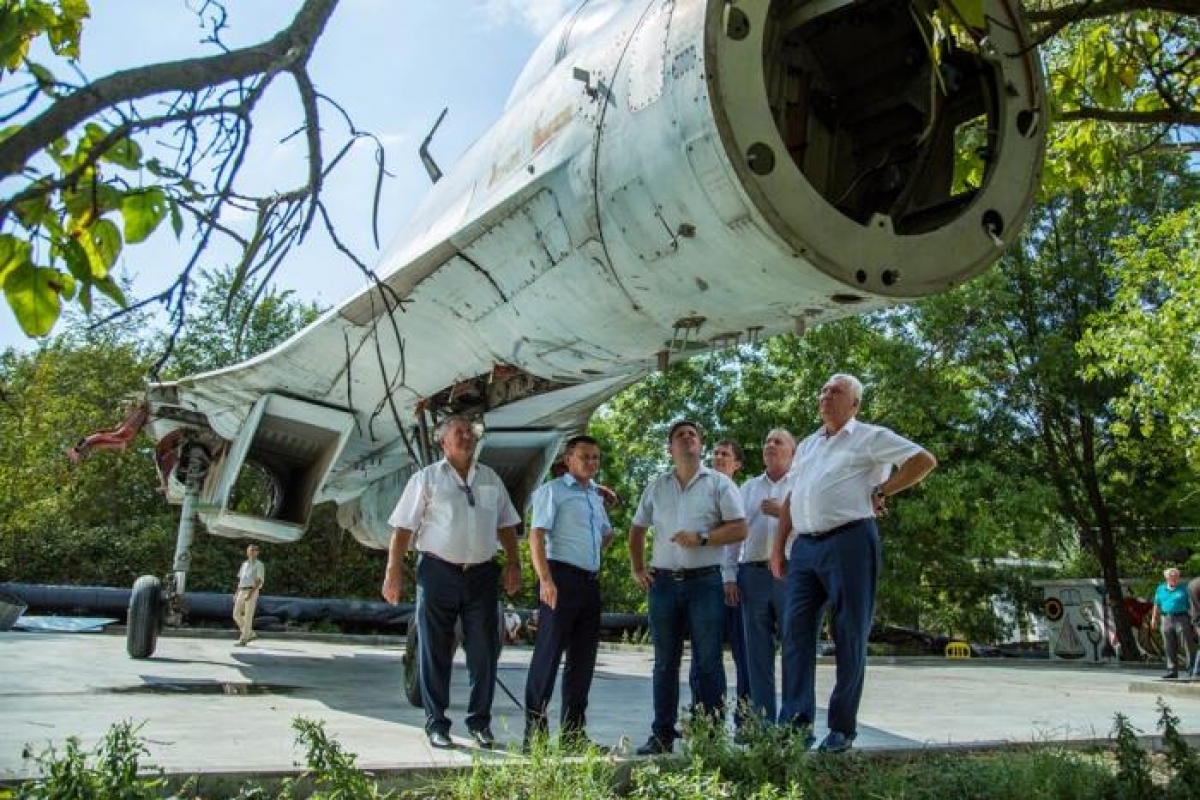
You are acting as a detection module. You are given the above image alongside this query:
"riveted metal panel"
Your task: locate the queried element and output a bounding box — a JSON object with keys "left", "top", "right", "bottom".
{"left": 628, "top": 0, "right": 674, "bottom": 111}
{"left": 685, "top": 133, "right": 749, "bottom": 226}
{"left": 604, "top": 176, "right": 678, "bottom": 263}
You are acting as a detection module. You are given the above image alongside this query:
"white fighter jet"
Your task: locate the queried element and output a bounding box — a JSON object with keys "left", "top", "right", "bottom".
{"left": 74, "top": 0, "right": 1046, "bottom": 657}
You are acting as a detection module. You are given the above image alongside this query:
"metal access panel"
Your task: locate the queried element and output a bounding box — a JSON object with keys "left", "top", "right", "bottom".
{"left": 200, "top": 394, "right": 355, "bottom": 543}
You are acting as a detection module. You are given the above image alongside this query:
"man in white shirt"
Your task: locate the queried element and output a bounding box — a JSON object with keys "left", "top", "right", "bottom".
{"left": 709, "top": 439, "right": 748, "bottom": 729}
{"left": 629, "top": 420, "right": 747, "bottom": 755}
{"left": 232, "top": 543, "right": 264, "bottom": 646}
{"left": 381, "top": 415, "right": 522, "bottom": 750}
{"left": 726, "top": 428, "right": 796, "bottom": 726}
{"left": 770, "top": 374, "right": 936, "bottom": 753}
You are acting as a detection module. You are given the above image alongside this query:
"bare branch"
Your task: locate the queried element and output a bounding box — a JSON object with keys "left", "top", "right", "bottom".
{"left": 0, "top": 0, "right": 338, "bottom": 179}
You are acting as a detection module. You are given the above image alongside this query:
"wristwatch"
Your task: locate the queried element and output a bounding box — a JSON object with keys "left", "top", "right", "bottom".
{"left": 698, "top": 532, "right": 710, "bottom": 547}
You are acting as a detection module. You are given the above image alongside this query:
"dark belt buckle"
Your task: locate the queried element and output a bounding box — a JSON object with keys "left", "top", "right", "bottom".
{"left": 670, "top": 569, "right": 686, "bottom": 581}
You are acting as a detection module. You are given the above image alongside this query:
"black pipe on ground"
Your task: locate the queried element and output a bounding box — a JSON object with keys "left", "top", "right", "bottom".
{"left": 0, "top": 582, "right": 648, "bottom": 635}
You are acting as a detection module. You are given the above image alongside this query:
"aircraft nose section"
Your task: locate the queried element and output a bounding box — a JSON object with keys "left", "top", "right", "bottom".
{"left": 705, "top": 0, "right": 1046, "bottom": 298}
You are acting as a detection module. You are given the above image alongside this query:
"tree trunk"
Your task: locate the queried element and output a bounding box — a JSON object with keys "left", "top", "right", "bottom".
{"left": 1092, "top": 522, "right": 1142, "bottom": 661}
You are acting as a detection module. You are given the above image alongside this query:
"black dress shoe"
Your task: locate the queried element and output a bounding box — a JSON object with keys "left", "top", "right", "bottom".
{"left": 428, "top": 731, "right": 453, "bottom": 749}
{"left": 635, "top": 735, "right": 672, "bottom": 756}
{"left": 469, "top": 727, "right": 496, "bottom": 749}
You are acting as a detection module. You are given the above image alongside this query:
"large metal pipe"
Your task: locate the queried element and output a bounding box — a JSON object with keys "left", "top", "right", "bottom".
{"left": 0, "top": 583, "right": 648, "bottom": 635}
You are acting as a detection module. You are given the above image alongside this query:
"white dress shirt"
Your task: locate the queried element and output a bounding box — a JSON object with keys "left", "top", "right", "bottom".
{"left": 633, "top": 466, "right": 745, "bottom": 571}
{"left": 388, "top": 459, "right": 521, "bottom": 565}
{"left": 237, "top": 559, "right": 264, "bottom": 589}
{"left": 787, "top": 418, "right": 922, "bottom": 536}
{"left": 722, "top": 471, "right": 791, "bottom": 580}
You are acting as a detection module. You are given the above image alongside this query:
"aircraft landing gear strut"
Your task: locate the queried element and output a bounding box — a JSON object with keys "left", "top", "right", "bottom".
{"left": 126, "top": 438, "right": 209, "bottom": 659}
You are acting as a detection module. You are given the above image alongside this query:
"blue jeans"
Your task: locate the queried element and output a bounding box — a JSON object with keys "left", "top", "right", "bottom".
{"left": 648, "top": 569, "right": 726, "bottom": 742}
{"left": 415, "top": 555, "right": 500, "bottom": 736}
{"left": 779, "top": 520, "right": 879, "bottom": 736}
{"left": 738, "top": 563, "right": 786, "bottom": 723}
{"left": 688, "top": 604, "right": 739, "bottom": 721}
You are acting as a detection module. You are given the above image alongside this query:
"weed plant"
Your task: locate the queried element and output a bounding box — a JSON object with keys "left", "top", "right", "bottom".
{"left": 11, "top": 702, "right": 1197, "bottom": 799}
{"left": 441, "top": 735, "right": 617, "bottom": 800}
{"left": 15, "top": 721, "right": 163, "bottom": 800}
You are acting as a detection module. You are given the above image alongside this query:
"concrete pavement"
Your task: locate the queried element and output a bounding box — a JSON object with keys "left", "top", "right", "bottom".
{"left": 2, "top": 629, "right": 1198, "bottom": 784}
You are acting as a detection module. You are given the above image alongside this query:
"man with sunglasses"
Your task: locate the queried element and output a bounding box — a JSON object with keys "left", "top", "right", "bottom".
{"left": 382, "top": 415, "right": 522, "bottom": 750}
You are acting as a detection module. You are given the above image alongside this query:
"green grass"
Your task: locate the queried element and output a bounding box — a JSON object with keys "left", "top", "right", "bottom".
{"left": 9, "top": 704, "right": 1196, "bottom": 799}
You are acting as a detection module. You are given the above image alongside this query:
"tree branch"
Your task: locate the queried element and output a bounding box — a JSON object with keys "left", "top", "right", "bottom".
{"left": 1057, "top": 106, "right": 1200, "bottom": 125}
{"left": 0, "top": 0, "right": 338, "bottom": 179}
{"left": 1027, "top": 0, "right": 1200, "bottom": 29}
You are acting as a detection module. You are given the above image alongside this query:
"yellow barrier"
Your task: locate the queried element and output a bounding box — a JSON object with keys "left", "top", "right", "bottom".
{"left": 944, "top": 641, "right": 971, "bottom": 659}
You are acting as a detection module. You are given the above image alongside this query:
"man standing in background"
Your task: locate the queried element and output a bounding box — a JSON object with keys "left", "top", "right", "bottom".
{"left": 232, "top": 543, "right": 264, "bottom": 646}
{"left": 1151, "top": 567, "right": 1195, "bottom": 679}
{"left": 730, "top": 428, "right": 796, "bottom": 726}
{"left": 711, "top": 438, "right": 750, "bottom": 730}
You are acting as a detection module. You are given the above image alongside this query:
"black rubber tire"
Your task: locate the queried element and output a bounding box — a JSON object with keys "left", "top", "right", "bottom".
{"left": 403, "top": 619, "right": 422, "bottom": 706}
{"left": 126, "top": 575, "right": 163, "bottom": 659}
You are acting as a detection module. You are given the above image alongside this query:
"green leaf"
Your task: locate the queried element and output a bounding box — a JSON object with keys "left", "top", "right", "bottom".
{"left": 27, "top": 60, "right": 56, "bottom": 89}
{"left": 102, "top": 136, "right": 141, "bottom": 169}
{"left": 79, "top": 217, "right": 122, "bottom": 277}
{"left": 3, "top": 262, "right": 64, "bottom": 337}
{"left": 63, "top": 179, "right": 121, "bottom": 221}
{"left": 0, "top": 234, "right": 31, "bottom": 283}
{"left": 93, "top": 274, "right": 127, "bottom": 307}
{"left": 57, "top": 237, "right": 91, "bottom": 283}
{"left": 121, "top": 189, "right": 167, "bottom": 244}
{"left": 13, "top": 195, "right": 50, "bottom": 228}
{"left": 169, "top": 200, "right": 183, "bottom": 237}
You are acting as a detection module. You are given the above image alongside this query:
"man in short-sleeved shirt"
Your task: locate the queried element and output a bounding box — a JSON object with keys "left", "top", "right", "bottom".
{"left": 523, "top": 435, "right": 613, "bottom": 752}
{"left": 381, "top": 415, "right": 522, "bottom": 750}
{"left": 629, "top": 420, "right": 747, "bottom": 755}
{"left": 232, "top": 543, "right": 264, "bottom": 646}
{"left": 725, "top": 428, "right": 796, "bottom": 725}
{"left": 771, "top": 374, "right": 936, "bottom": 753}
{"left": 1151, "top": 567, "right": 1195, "bottom": 679}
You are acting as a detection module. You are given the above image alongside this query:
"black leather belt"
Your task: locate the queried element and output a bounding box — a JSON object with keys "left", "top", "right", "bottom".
{"left": 653, "top": 565, "right": 720, "bottom": 581}
{"left": 803, "top": 517, "right": 871, "bottom": 541}
{"left": 549, "top": 559, "right": 598, "bottom": 579}
{"left": 740, "top": 560, "right": 770, "bottom": 569}
{"left": 424, "top": 552, "right": 492, "bottom": 571}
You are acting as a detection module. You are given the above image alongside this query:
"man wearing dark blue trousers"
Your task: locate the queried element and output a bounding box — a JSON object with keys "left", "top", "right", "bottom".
{"left": 523, "top": 435, "right": 613, "bottom": 752}
{"left": 770, "top": 374, "right": 936, "bottom": 753}
{"left": 382, "top": 416, "right": 523, "bottom": 750}
{"left": 630, "top": 420, "right": 747, "bottom": 755}
{"left": 728, "top": 428, "right": 796, "bottom": 726}
{"left": 710, "top": 439, "right": 749, "bottom": 728}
